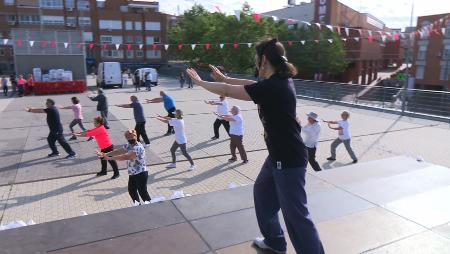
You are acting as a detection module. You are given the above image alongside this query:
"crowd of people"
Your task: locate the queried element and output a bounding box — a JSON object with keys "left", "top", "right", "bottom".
{"left": 1, "top": 73, "right": 34, "bottom": 97}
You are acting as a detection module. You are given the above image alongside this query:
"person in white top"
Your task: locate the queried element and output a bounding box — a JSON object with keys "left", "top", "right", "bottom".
{"left": 301, "top": 112, "right": 322, "bottom": 171}
{"left": 145, "top": 72, "right": 152, "bottom": 91}
{"left": 205, "top": 96, "right": 230, "bottom": 140}
{"left": 156, "top": 109, "right": 195, "bottom": 170}
{"left": 216, "top": 105, "right": 248, "bottom": 164}
{"left": 323, "top": 111, "right": 358, "bottom": 163}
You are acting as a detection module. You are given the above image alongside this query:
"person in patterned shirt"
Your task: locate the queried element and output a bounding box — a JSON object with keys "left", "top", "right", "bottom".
{"left": 99, "top": 129, "right": 151, "bottom": 205}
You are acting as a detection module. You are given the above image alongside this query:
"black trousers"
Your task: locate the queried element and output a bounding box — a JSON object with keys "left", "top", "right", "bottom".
{"left": 100, "top": 145, "right": 119, "bottom": 175}
{"left": 47, "top": 132, "right": 75, "bottom": 155}
{"left": 128, "top": 171, "right": 151, "bottom": 203}
{"left": 135, "top": 122, "right": 150, "bottom": 145}
{"left": 307, "top": 147, "right": 322, "bottom": 171}
{"left": 17, "top": 86, "right": 24, "bottom": 97}
{"left": 213, "top": 119, "right": 230, "bottom": 138}
{"left": 3, "top": 85, "right": 8, "bottom": 96}
{"left": 166, "top": 107, "right": 176, "bottom": 133}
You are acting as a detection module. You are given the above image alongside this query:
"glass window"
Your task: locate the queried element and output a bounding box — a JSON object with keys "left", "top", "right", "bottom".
{"left": 66, "top": 16, "right": 76, "bottom": 26}
{"left": 96, "top": 0, "right": 105, "bottom": 8}
{"left": 125, "top": 35, "right": 133, "bottom": 43}
{"left": 136, "top": 50, "right": 144, "bottom": 58}
{"left": 417, "top": 46, "right": 427, "bottom": 60}
{"left": 7, "top": 15, "right": 16, "bottom": 22}
{"left": 83, "top": 32, "right": 93, "bottom": 41}
{"left": 443, "top": 45, "right": 450, "bottom": 60}
{"left": 65, "top": 0, "right": 74, "bottom": 8}
{"left": 101, "top": 49, "right": 123, "bottom": 58}
{"left": 0, "top": 48, "right": 5, "bottom": 56}
{"left": 4, "top": 0, "right": 14, "bottom": 5}
{"left": 145, "top": 36, "right": 154, "bottom": 44}
{"left": 19, "top": 15, "right": 41, "bottom": 24}
{"left": 99, "top": 20, "right": 122, "bottom": 30}
{"left": 126, "top": 50, "right": 134, "bottom": 59}
{"left": 125, "top": 21, "right": 133, "bottom": 30}
{"left": 77, "top": 0, "right": 89, "bottom": 10}
{"left": 134, "top": 21, "right": 142, "bottom": 30}
{"left": 120, "top": 5, "right": 128, "bottom": 12}
{"left": 40, "top": 0, "right": 63, "bottom": 9}
{"left": 78, "top": 17, "right": 91, "bottom": 26}
{"left": 145, "top": 22, "right": 160, "bottom": 31}
{"left": 146, "top": 50, "right": 161, "bottom": 59}
{"left": 135, "top": 36, "right": 143, "bottom": 43}
{"left": 415, "top": 65, "right": 425, "bottom": 79}
{"left": 42, "top": 15, "right": 64, "bottom": 25}
{"left": 440, "top": 65, "right": 450, "bottom": 81}
{"left": 100, "top": 35, "right": 122, "bottom": 44}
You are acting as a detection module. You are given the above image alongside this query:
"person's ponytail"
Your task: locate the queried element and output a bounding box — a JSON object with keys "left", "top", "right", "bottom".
{"left": 255, "top": 38, "right": 297, "bottom": 79}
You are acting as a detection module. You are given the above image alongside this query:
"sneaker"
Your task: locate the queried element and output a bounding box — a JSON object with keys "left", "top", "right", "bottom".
{"left": 188, "top": 165, "right": 196, "bottom": 171}
{"left": 144, "top": 143, "right": 151, "bottom": 148}
{"left": 352, "top": 159, "right": 358, "bottom": 164}
{"left": 47, "top": 153, "right": 60, "bottom": 157}
{"left": 228, "top": 157, "right": 237, "bottom": 163}
{"left": 166, "top": 163, "right": 177, "bottom": 169}
{"left": 105, "top": 126, "right": 110, "bottom": 129}
{"left": 111, "top": 174, "right": 120, "bottom": 179}
{"left": 96, "top": 171, "right": 107, "bottom": 176}
{"left": 242, "top": 160, "right": 249, "bottom": 164}
{"left": 69, "top": 136, "right": 77, "bottom": 141}
{"left": 211, "top": 136, "right": 219, "bottom": 140}
{"left": 164, "top": 132, "right": 172, "bottom": 136}
{"left": 87, "top": 137, "right": 94, "bottom": 142}
{"left": 253, "top": 237, "right": 286, "bottom": 254}
{"left": 326, "top": 157, "right": 336, "bottom": 161}
{"left": 65, "top": 154, "right": 77, "bottom": 160}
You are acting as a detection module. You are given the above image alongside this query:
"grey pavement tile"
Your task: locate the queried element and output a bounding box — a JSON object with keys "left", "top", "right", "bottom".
{"left": 364, "top": 231, "right": 450, "bottom": 254}
{"left": 191, "top": 208, "right": 260, "bottom": 250}
{"left": 433, "top": 223, "right": 450, "bottom": 240}
{"left": 173, "top": 184, "right": 254, "bottom": 220}
{"left": 384, "top": 185, "right": 450, "bottom": 228}
{"left": 0, "top": 201, "right": 185, "bottom": 254}
{"left": 317, "top": 207, "right": 426, "bottom": 254}
{"left": 51, "top": 223, "right": 210, "bottom": 254}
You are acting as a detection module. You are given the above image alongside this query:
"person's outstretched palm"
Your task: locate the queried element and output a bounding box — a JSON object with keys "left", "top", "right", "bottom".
{"left": 209, "top": 65, "right": 226, "bottom": 82}
{"left": 187, "top": 68, "right": 203, "bottom": 84}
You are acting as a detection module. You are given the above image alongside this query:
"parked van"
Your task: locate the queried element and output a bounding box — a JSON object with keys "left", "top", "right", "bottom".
{"left": 97, "top": 62, "right": 122, "bottom": 88}
{"left": 133, "top": 68, "right": 158, "bottom": 86}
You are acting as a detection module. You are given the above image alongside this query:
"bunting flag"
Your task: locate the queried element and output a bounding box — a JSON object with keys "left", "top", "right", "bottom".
{"left": 354, "top": 38, "right": 360, "bottom": 42}
{"left": 76, "top": 43, "right": 81, "bottom": 49}
{"left": 252, "top": 13, "right": 261, "bottom": 23}
{"left": 219, "top": 43, "right": 224, "bottom": 49}
{"left": 301, "top": 21, "right": 311, "bottom": 26}
{"left": 314, "top": 23, "right": 321, "bottom": 29}
{"left": 3, "top": 39, "right": 8, "bottom": 45}
{"left": 139, "top": 44, "right": 143, "bottom": 50}
{"left": 357, "top": 29, "right": 362, "bottom": 36}
{"left": 164, "top": 44, "right": 169, "bottom": 50}
{"left": 326, "top": 25, "right": 333, "bottom": 31}
{"left": 51, "top": 40, "right": 57, "bottom": 48}
{"left": 127, "top": 44, "right": 132, "bottom": 50}
{"left": 367, "top": 35, "right": 373, "bottom": 43}
{"left": 345, "top": 27, "right": 349, "bottom": 37}
{"left": 381, "top": 35, "right": 386, "bottom": 42}
{"left": 336, "top": 26, "right": 341, "bottom": 35}
{"left": 328, "top": 39, "right": 333, "bottom": 43}
{"left": 115, "top": 44, "right": 120, "bottom": 50}
{"left": 177, "top": 44, "right": 183, "bottom": 50}
{"left": 314, "top": 39, "right": 319, "bottom": 43}
{"left": 393, "top": 33, "right": 400, "bottom": 41}
{"left": 288, "top": 41, "right": 293, "bottom": 46}
{"left": 89, "top": 43, "right": 94, "bottom": 49}
{"left": 368, "top": 30, "right": 372, "bottom": 37}
{"left": 102, "top": 43, "right": 108, "bottom": 49}
{"left": 29, "top": 41, "right": 34, "bottom": 47}
{"left": 41, "top": 41, "right": 48, "bottom": 47}
{"left": 233, "top": 42, "right": 239, "bottom": 49}
{"left": 205, "top": 43, "right": 211, "bottom": 50}
{"left": 287, "top": 19, "right": 297, "bottom": 25}
{"left": 271, "top": 16, "right": 279, "bottom": 21}
{"left": 247, "top": 43, "right": 252, "bottom": 48}
{"left": 234, "top": 10, "right": 241, "bottom": 21}
{"left": 300, "top": 40, "right": 305, "bottom": 45}
{"left": 151, "top": 44, "right": 158, "bottom": 50}
{"left": 191, "top": 44, "right": 196, "bottom": 50}
{"left": 64, "top": 42, "right": 69, "bottom": 48}
{"left": 342, "top": 38, "right": 347, "bottom": 42}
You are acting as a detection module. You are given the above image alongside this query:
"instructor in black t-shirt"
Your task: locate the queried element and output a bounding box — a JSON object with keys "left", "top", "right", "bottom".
{"left": 26, "top": 98, "right": 77, "bottom": 159}
{"left": 187, "top": 38, "right": 324, "bottom": 254}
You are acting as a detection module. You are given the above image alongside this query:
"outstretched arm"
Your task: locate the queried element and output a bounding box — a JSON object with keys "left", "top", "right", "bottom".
{"left": 146, "top": 98, "right": 163, "bottom": 103}
{"left": 98, "top": 147, "right": 127, "bottom": 159}
{"left": 25, "top": 107, "right": 46, "bottom": 113}
{"left": 116, "top": 104, "right": 132, "bottom": 108}
{"left": 105, "top": 151, "right": 136, "bottom": 161}
{"left": 59, "top": 105, "right": 72, "bottom": 110}
{"left": 156, "top": 116, "right": 169, "bottom": 123}
{"left": 75, "top": 131, "right": 88, "bottom": 137}
{"left": 209, "top": 65, "right": 255, "bottom": 86}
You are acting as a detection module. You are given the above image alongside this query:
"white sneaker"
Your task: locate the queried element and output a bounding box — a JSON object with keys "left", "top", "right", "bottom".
{"left": 188, "top": 165, "right": 196, "bottom": 171}
{"left": 165, "top": 163, "right": 177, "bottom": 169}
{"left": 253, "top": 237, "right": 286, "bottom": 254}
{"left": 144, "top": 144, "right": 150, "bottom": 148}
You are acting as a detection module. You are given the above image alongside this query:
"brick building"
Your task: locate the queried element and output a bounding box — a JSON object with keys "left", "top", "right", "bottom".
{"left": 412, "top": 13, "right": 450, "bottom": 91}
{"left": 0, "top": 0, "right": 172, "bottom": 74}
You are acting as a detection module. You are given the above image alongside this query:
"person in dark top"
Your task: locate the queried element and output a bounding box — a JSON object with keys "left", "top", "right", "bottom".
{"left": 117, "top": 96, "right": 150, "bottom": 147}
{"left": 186, "top": 38, "right": 324, "bottom": 254}
{"left": 146, "top": 91, "right": 176, "bottom": 136}
{"left": 88, "top": 88, "right": 109, "bottom": 129}
{"left": 26, "top": 98, "right": 77, "bottom": 159}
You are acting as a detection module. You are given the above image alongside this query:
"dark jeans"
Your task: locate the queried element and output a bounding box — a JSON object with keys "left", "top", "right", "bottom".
{"left": 69, "top": 119, "right": 86, "bottom": 133}
{"left": 230, "top": 134, "right": 247, "bottom": 161}
{"left": 128, "top": 171, "right": 151, "bottom": 203}
{"left": 135, "top": 122, "right": 150, "bottom": 145}
{"left": 213, "top": 118, "right": 230, "bottom": 138}
{"left": 17, "top": 86, "right": 24, "bottom": 97}
{"left": 100, "top": 145, "right": 119, "bottom": 175}
{"left": 187, "top": 80, "right": 193, "bottom": 88}
{"left": 47, "top": 132, "right": 75, "bottom": 155}
{"left": 307, "top": 147, "right": 322, "bottom": 171}
{"left": 170, "top": 141, "right": 194, "bottom": 165}
{"left": 166, "top": 107, "right": 176, "bottom": 133}
{"left": 100, "top": 110, "right": 109, "bottom": 128}
{"left": 145, "top": 80, "right": 151, "bottom": 91}
{"left": 254, "top": 157, "right": 324, "bottom": 254}
{"left": 3, "top": 85, "right": 8, "bottom": 96}
{"left": 135, "top": 80, "right": 141, "bottom": 91}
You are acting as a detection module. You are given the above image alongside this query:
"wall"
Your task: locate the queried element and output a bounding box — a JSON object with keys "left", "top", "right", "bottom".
{"left": 15, "top": 55, "right": 86, "bottom": 80}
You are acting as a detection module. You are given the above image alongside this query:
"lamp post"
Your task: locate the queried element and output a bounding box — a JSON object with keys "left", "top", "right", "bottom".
{"left": 402, "top": 0, "right": 414, "bottom": 113}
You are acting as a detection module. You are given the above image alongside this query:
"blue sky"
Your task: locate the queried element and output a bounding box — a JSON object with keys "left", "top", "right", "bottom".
{"left": 158, "top": 0, "right": 450, "bottom": 29}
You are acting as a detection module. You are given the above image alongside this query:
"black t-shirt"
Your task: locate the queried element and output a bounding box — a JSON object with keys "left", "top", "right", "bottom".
{"left": 245, "top": 75, "right": 307, "bottom": 169}
{"left": 44, "top": 107, "right": 63, "bottom": 133}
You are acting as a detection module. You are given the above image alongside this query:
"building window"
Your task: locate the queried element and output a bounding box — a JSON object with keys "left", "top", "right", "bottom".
{"left": 77, "top": 0, "right": 89, "bottom": 10}
{"left": 126, "top": 50, "right": 134, "bottom": 59}
{"left": 134, "top": 21, "right": 142, "bottom": 30}
{"left": 443, "top": 45, "right": 450, "bottom": 60}
{"left": 135, "top": 36, "right": 143, "bottom": 44}
{"left": 96, "top": 0, "right": 105, "bottom": 8}
{"left": 19, "top": 15, "right": 41, "bottom": 25}
{"left": 99, "top": 20, "right": 122, "bottom": 30}
{"left": 415, "top": 66, "right": 425, "bottom": 79}
{"left": 40, "top": 0, "right": 63, "bottom": 9}
{"left": 83, "top": 32, "right": 93, "bottom": 41}
{"left": 100, "top": 35, "right": 122, "bottom": 44}
{"left": 101, "top": 49, "right": 123, "bottom": 58}
{"left": 66, "top": 16, "right": 76, "bottom": 26}
{"left": 0, "top": 48, "right": 5, "bottom": 56}
{"left": 78, "top": 17, "right": 91, "bottom": 26}
{"left": 417, "top": 46, "right": 427, "bottom": 60}
{"left": 7, "top": 15, "right": 16, "bottom": 23}
{"left": 146, "top": 50, "right": 161, "bottom": 59}
{"left": 145, "top": 22, "right": 160, "bottom": 31}
{"left": 4, "top": 0, "right": 14, "bottom": 5}
{"left": 65, "top": 0, "right": 74, "bottom": 8}
{"left": 125, "top": 35, "right": 133, "bottom": 43}
{"left": 125, "top": 21, "right": 133, "bottom": 30}
{"left": 120, "top": 5, "right": 128, "bottom": 12}
{"left": 42, "top": 15, "right": 64, "bottom": 25}
{"left": 440, "top": 65, "right": 450, "bottom": 81}
{"left": 136, "top": 50, "right": 144, "bottom": 58}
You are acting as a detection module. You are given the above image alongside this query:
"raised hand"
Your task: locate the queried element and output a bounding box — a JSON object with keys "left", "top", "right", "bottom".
{"left": 186, "top": 68, "right": 203, "bottom": 84}
{"left": 209, "top": 64, "right": 226, "bottom": 82}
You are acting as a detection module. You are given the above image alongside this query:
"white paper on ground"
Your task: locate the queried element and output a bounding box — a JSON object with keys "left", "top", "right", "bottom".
{"left": 150, "top": 197, "right": 166, "bottom": 203}
{"left": 228, "top": 182, "right": 239, "bottom": 189}
{"left": 171, "top": 190, "right": 185, "bottom": 200}
{"left": 26, "top": 219, "right": 36, "bottom": 225}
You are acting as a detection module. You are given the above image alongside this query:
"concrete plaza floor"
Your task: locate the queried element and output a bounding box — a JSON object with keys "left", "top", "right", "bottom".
{"left": 1, "top": 76, "right": 450, "bottom": 227}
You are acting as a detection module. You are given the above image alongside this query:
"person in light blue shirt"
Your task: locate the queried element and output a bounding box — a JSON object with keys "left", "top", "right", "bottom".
{"left": 147, "top": 91, "right": 176, "bottom": 136}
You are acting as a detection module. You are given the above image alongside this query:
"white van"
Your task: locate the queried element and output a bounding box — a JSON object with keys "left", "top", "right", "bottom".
{"left": 97, "top": 62, "right": 123, "bottom": 88}
{"left": 134, "top": 68, "right": 158, "bottom": 86}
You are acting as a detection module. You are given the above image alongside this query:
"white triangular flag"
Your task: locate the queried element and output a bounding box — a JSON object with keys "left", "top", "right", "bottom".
{"left": 315, "top": 23, "right": 321, "bottom": 29}
{"left": 381, "top": 35, "right": 387, "bottom": 42}
{"left": 247, "top": 43, "right": 252, "bottom": 48}
{"left": 342, "top": 38, "right": 347, "bottom": 42}
{"left": 191, "top": 44, "right": 196, "bottom": 50}
{"left": 345, "top": 27, "right": 349, "bottom": 36}
{"left": 64, "top": 42, "right": 69, "bottom": 48}
{"left": 272, "top": 16, "right": 279, "bottom": 21}
{"left": 3, "top": 39, "right": 8, "bottom": 45}
{"left": 29, "top": 41, "right": 34, "bottom": 47}
{"left": 219, "top": 43, "right": 224, "bottom": 49}
{"left": 115, "top": 44, "right": 120, "bottom": 50}
{"left": 328, "top": 39, "right": 333, "bottom": 43}
{"left": 301, "top": 21, "right": 311, "bottom": 26}
{"left": 354, "top": 38, "right": 360, "bottom": 42}
{"left": 164, "top": 44, "right": 169, "bottom": 50}
{"left": 81, "top": 211, "right": 88, "bottom": 216}
{"left": 326, "top": 25, "right": 333, "bottom": 31}
{"left": 139, "top": 44, "right": 143, "bottom": 50}
{"left": 300, "top": 40, "right": 305, "bottom": 45}
{"left": 442, "top": 28, "right": 446, "bottom": 35}
{"left": 234, "top": 10, "right": 241, "bottom": 21}
{"left": 400, "top": 33, "right": 406, "bottom": 39}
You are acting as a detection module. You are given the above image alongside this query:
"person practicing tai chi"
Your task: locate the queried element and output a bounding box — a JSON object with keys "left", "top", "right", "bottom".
{"left": 117, "top": 96, "right": 150, "bottom": 147}
{"left": 60, "top": 97, "right": 92, "bottom": 141}
{"left": 215, "top": 106, "right": 248, "bottom": 164}
{"left": 205, "top": 95, "right": 230, "bottom": 140}
{"left": 156, "top": 109, "right": 195, "bottom": 171}
{"left": 98, "top": 129, "right": 151, "bottom": 205}
{"left": 75, "top": 117, "right": 120, "bottom": 179}
{"left": 301, "top": 112, "right": 322, "bottom": 171}
{"left": 26, "top": 99, "right": 77, "bottom": 159}
{"left": 186, "top": 38, "right": 324, "bottom": 254}
{"left": 323, "top": 110, "right": 358, "bottom": 164}
{"left": 146, "top": 91, "right": 176, "bottom": 136}
{"left": 88, "top": 88, "right": 109, "bottom": 129}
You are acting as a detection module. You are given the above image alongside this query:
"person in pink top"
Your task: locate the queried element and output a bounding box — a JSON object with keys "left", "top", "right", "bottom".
{"left": 16, "top": 75, "right": 26, "bottom": 97}
{"left": 75, "top": 117, "right": 120, "bottom": 179}
{"left": 60, "top": 97, "right": 93, "bottom": 141}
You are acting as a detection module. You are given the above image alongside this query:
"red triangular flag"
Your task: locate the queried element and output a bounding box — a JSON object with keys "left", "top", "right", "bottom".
{"left": 127, "top": 44, "right": 132, "bottom": 50}
{"left": 204, "top": 43, "right": 211, "bottom": 50}
{"left": 177, "top": 44, "right": 183, "bottom": 50}
{"left": 151, "top": 44, "right": 157, "bottom": 50}
{"left": 252, "top": 13, "right": 261, "bottom": 23}
{"left": 89, "top": 43, "right": 94, "bottom": 49}
{"left": 76, "top": 43, "right": 81, "bottom": 49}
{"left": 102, "top": 43, "right": 108, "bottom": 49}
{"left": 41, "top": 41, "right": 48, "bottom": 47}
{"left": 16, "top": 39, "right": 23, "bottom": 47}
{"left": 233, "top": 42, "right": 239, "bottom": 49}
{"left": 288, "top": 41, "right": 293, "bottom": 46}
{"left": 393, "top": 33, "right": 400, "bottom": 41}
{"left": 51, "top": 40, "right": 57, "bottom": 48}
{"left": 368, "top": 35, "right": 374, "bottom": 42}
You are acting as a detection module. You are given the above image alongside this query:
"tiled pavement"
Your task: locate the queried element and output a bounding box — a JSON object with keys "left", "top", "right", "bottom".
{"left": 1, "top": 76, "right": 450, "bottom": 228}
{"left": 1, "top": 156, "right": 450, "bottom": 254}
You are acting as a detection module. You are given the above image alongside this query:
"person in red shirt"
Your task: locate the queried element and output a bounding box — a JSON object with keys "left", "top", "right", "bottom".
{"left": 16, "top": 75, "right": 26, "bottom": 97}
{"left": 75, "top": 116, "right": 120, "bottom": 179}
{"left": 27, "top": 74, "right": 34, "bottom": 95}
